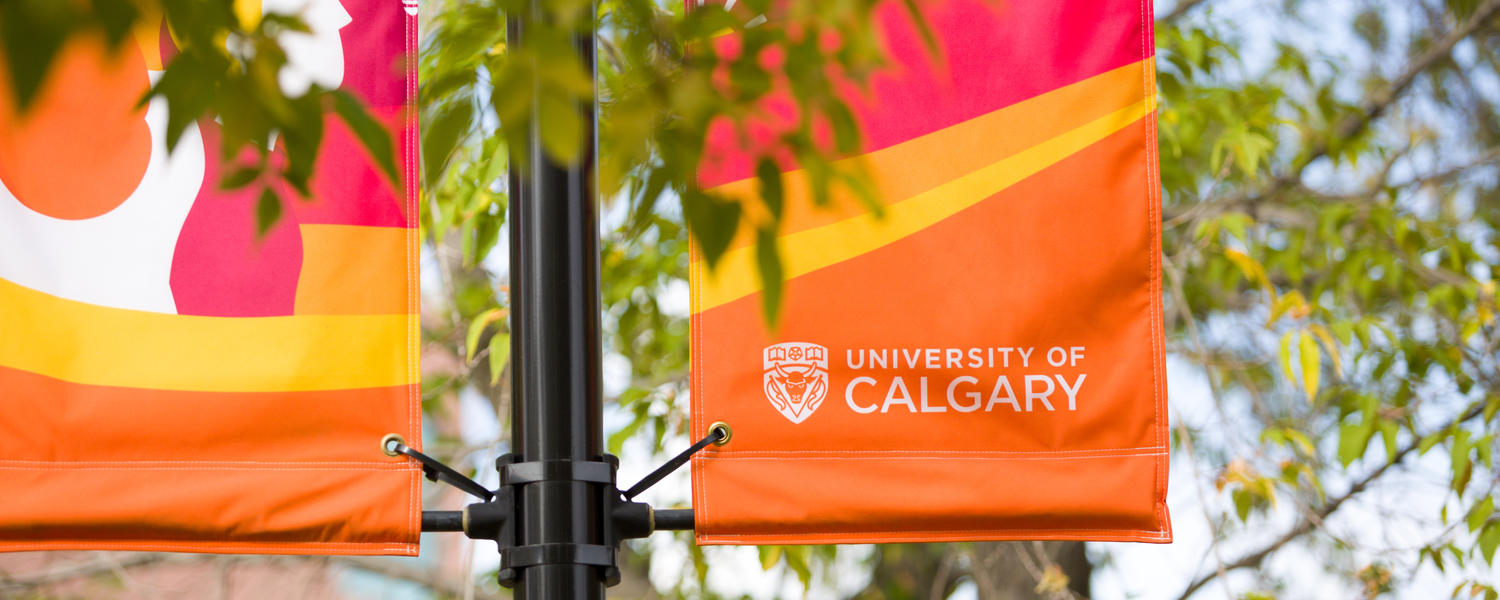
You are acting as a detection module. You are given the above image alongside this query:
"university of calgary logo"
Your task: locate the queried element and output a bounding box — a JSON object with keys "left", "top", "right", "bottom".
{"left": 763, "top": 342, "right": 830, "bottom": 424}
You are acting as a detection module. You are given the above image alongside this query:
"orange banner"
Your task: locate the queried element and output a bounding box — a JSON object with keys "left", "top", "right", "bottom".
{"left": 0, "top": 0, "right": 421, "bottom": 555}
{"left": 690, "top": 0, "right": 1170, "bottom": 544}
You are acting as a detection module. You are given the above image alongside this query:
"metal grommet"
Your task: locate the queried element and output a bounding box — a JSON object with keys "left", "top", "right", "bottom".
{"left": 381, "top": 433, "right": 406, "bottom": 457}
{"left": 708, "top": 421, "right": 732, "bottom": 446}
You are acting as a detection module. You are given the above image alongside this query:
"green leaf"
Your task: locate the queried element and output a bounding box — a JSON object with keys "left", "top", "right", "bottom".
{"left": 1417, "top": 430, "right": 1446, "bottom": 456}
{"left": 258, "top": 13, "right": 313, "bottom": 34}
{"left": 838, "top": 167, "right": 883, "bottom": 219}
{"left": 1480, "top": 522, "right": 1500, "bottom": 564}
{"left": 1279, "top": 332, "right": 1296, "bottom": 384}
{"left": 1224, "top": 248, "right": 1270, "bottom": 294}
{"left": 490, "top": 58, "right": 535, "bottom": 126}
{"left": 331, "top": 89, "right": 401, "bottom": 190}
{"left": 1266, "top": 291, "right": 1306, "bottom": 327}
{"left": 535, "top": 37, "right": 594, "bottom": 97}
{"left": 607, "top": 408, "right": 648, "bottom": 455}
{"left": 220, "top": 166, "right": 261, "bottom": 190}
{"left": 683, "top": 191, "right": 742, "bottom": 268}
{"left": 255, "top": 186, "right": 282, "bottom": 238}
{"left": 0, "top": 0, "right": 70, "bottom": 113}
{"left": 1299, "top": 330, "right": 1320, "bottom": 402}
{"left": 1234, "top": 131, "right": 1273, "bottom": 176}
{"left": 755, "top": 157, "right": 784, "bottom": 221}
{"left": 784, "top": 546, "right": 812, "bottom": 588}
{"left": 825, "top": 100, "right": 861, "bottom": 155}
{"left": 1466, "top": 496, "right": 1493, "bottom": 533}
{"left": 149, "top": 54, "right": 217, "bottom": 153}
{"left": 1232, "top": 488, "right": 1253, "bottom": 522}
{"left": 1310, "top": 324, "right": 1342, "bottom": 378}
{"left": 759, "top": 546, "right": 783, "bottom": 570}
{"left": 537, "top": 94, "right": 584, "bottom": 164}
{"left": 1377, "top": 419, "right": 1399, "bottom": 463}
{"left": 755, "top": 227, "right": 784, "bottom": 329}
{"left": 481, "top": 144, "right": 508, "bottom": 188}
{"left": 1338, "top": 420, "right": 1372, "bottom": 467}
{"left": 422, "top": 99, "right": 475, "bottom": 186}
{"left": 1451, "top": 430, "right": 1473, "bottom": 494}
{"left": 1330, "top": 320, "right": 1354, "bottom": 345}
{"left": 277, "top": 93, "right": 326, "bottom": 198}
{"left": 466, "top": 307, "right": 506, "bottom": 363}
{"left": 488, "top": 332, "right": 511, "bottom": 386}
{"left": 469, "top": 215, "right": 503, "bottom": 266}
{"left": 1284, "top": 429, "right": 1316, "bottom": 456}
{"left": 899, "top": 0, "right": 941, "bottom": 59}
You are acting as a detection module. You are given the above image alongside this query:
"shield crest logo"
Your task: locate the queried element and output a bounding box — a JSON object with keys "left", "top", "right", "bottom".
{"left": 762, "top": 342, "right": 830, "bottom": 424}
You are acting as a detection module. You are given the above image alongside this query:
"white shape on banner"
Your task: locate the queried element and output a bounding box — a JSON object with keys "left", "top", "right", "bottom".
{"left": 761, "top": 342, "right": 829, "bottom": 424}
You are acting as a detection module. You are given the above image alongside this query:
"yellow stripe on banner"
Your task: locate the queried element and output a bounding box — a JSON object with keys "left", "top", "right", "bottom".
{"left": 0, "top": 277, "right": 413, "bottom": 392}
{"left": 693, "top": 98, "right": 1153, "bottom": 313}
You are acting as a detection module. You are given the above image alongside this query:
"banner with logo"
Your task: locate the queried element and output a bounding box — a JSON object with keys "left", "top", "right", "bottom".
{"left": 690, "top": 0, "right": 1170, "bottom": 544}
{"left": 0, "top": 0, "right": 421, "bottom": 554}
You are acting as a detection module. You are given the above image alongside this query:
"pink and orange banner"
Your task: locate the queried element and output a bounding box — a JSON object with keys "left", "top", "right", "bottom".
{"left": 0, "top": 0, "right": 421, "bottom": 554}
{"left": 690, "top": 0, "right": 1171, "bottom": 544}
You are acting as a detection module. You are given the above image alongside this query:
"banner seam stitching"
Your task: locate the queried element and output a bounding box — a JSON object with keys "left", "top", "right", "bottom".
{"left": 408, "top": 2, "right": 421, "bottom": 549}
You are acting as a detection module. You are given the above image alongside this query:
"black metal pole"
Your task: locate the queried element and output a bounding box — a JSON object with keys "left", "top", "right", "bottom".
{"left": 506, "top": 1, "right": 603, "bottom": 598}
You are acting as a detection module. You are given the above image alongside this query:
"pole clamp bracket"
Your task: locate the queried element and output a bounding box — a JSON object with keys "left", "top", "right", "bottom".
{"left": 493, "top": 454, "right": 626, "bottom": 588}
{"left": 500, "top": 458, "right": 616, "bottom": 487}
{"left": 501, "top": 543, "right": 616, "bottom": 570}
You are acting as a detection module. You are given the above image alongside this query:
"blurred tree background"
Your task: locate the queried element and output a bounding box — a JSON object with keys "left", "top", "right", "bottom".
{"left": 4, "top": 0, "right": 1500, "bottom": 598}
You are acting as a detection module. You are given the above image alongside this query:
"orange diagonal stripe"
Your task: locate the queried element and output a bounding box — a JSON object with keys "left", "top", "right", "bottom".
{"left": 712, "top": 60, "right": 1152, "bottom": 251}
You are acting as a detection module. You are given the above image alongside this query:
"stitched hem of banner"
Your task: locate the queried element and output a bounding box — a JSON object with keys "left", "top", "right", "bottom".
{"left": 0, "top": 540, "right": 419, "bottom": 556}
{"left": 0, "top": 461, "right": 423, "bottom": 555}
{"left": 696, "top": 528, "right": 1171, "bottom": 545}
{"left": 403, "top": 0, "right": 424, "bottom": 553}
{"left": 692, "top": 450, "right": 1171, "bottom": 545}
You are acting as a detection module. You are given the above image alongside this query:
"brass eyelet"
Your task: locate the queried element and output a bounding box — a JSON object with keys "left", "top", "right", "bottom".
{"left": 708, "top": 421, "right": 732, "bottom": 446}
{"left": 381, "top": 433, "right": 407, "bottom": 457}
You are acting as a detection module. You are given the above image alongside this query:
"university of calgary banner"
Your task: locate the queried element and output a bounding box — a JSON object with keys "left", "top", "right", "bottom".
{"left": 690, "top": 0, "right": 1171, "bottom": 544}
{"left": 0, "top": 0, "right": 421, "bottom": 554}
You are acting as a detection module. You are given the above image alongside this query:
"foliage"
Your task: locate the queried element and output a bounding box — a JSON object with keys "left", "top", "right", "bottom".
{"left": 420, "top": 0, "right": 911, "bottom": 325}
{"left": 1155, "top": 0, "right": 1500, "bottom": 597}
{"left": 7, "top": 0, "right": 1500, "bottom": 598}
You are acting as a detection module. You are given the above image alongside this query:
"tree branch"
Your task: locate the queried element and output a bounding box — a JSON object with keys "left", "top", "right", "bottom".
{"left": 1175, "top": 402, "right": 1488, "bottom": 600}
{"left": 0, "top": 553, "right": 180, "bottom": 592}
{"left": 1163, "top": 0, "right": 1500, "bottom": 224}
{"left": 1383, "top": 146, "right": 1500, "bottom": 190}
{"left": 1271, "top": 0, "right": 1500, "bottom": 191}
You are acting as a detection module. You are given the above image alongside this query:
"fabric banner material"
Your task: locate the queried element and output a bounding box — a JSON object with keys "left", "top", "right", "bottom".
{"left": 0, "top": 0, "right": 421, "bottom": 554}
{"left": 690, "top": 0, "right": 1171, "bottom": 544}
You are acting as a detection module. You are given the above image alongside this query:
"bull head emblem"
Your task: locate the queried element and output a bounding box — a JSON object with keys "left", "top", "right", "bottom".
{"left": 762, "top": 342, "right": 829, "bottom": 424}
